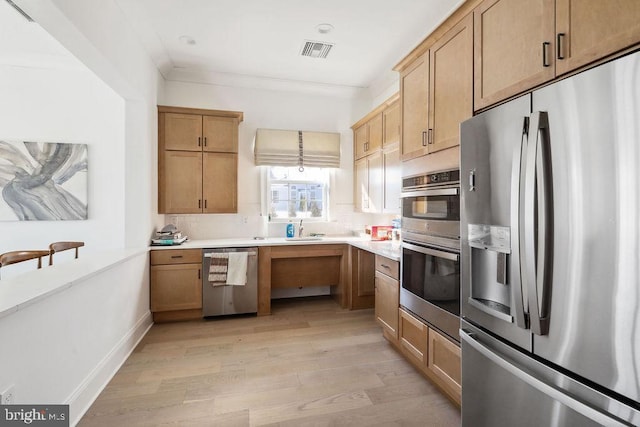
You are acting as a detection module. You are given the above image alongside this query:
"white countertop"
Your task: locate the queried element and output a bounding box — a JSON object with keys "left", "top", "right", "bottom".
{"left": 151, "top": 236, "right": 401, "bottom": 261}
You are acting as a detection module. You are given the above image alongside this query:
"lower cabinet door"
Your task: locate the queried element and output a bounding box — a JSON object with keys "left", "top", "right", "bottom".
{"left": 428, "top": 327, "right": 462, "bottom": 402}
{"left": 375, "top": 271, "right": 399, "bottom": 340}
{"left": 399, "top": 308, "right": 428, "bottom": 368}
{"left": 150, "top": 263, "right": 202, "bottom": 312}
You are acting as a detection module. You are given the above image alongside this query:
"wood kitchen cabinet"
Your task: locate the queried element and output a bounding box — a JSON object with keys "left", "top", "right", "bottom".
{"left": 400, "top": 52, "right": 430, "bottom": 161}
{"left": 382, "top": 144, "right": 400, "bottom": 213}
{"left": 375, "top": 255, "right": 399, "bottom": 342}
{"left": 352, "top": 95, "right": 400, "bottom": 214}
{"left": 158, "top": 106, "right": 243, "bottom": 214}
{"left": 397, "top": 307, "right": 462, "bottom": 406}
{"left": 349, "top": 247, "right": 375, "bottom": 310}
{"left": 399, "top": 308, "right": 428, "bottom": 367}
{"left": 382, "top": 100, "right": 400, "bottom": 147}
{"left": 474, "top": 0, "right": 640, "bottom": 111}
{"left": 354, "top": 113, "right": 382, "bottom": 160}
{"left": 354, "top": 151, "right": 382, "bottom": 213}
{"left": 150, "top": 249, "right": 203, "bottom": 322}
{"left": 555, "top": 0, "right": 640, "bottom": 76}
{"left": 400, "top": 14, "right": 473, "bottom": 161}
{"left": 428, "top": 327, "right": 462, "bottom": 404}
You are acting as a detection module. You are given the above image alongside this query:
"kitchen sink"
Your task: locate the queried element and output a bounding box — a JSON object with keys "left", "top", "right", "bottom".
{"left": 285, "top": 237, "right": 323, "bottom": 241}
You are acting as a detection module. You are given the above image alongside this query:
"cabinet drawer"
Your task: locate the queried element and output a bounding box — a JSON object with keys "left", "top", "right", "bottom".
{"left": 399, "top": 308, "right": 428, "bottom": 367}
{"left": 375, "top": 255, "right": 399, "bottom": 280}
{"left": 150, "top": 249, "right": 202, "bottom": 265}
{"left": 428, "top": 327, "right": 462, "bottom": 403}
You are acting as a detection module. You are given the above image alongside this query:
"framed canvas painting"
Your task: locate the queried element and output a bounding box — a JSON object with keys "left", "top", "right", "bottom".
{"left": 0, "top": 140, "right": 88, "bottom": 220}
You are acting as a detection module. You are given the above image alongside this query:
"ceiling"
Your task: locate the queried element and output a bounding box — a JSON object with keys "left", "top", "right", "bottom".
{"left": 1, "top": 0, "right": 463, "bottom": 96}
{"left": 114, "top": 0, "right": 462, "bottom": 94}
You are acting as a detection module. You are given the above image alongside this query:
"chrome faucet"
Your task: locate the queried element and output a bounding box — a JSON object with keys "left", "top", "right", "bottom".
{"left": 298, "top": 219, "right": 304, "bottom": 237}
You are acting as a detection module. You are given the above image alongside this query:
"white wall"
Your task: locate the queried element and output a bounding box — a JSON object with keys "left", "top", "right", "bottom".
{"left": 17, "top": 0, "right": 165, "bottom": 247}
{"left": 162, "top": 81, "right": 391, "bottom": 239}
{"left": 0, "top": 63, "right": 125, "bottom": 278}
{"left": 0, "top": 2, "right": 161, "bottom": 425}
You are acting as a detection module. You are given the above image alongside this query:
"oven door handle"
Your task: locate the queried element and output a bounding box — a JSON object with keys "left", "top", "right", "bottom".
{"left": 402, "top": 241, "right": 460, "bottom": 261}
{"left": 400, "top": 187, "right": 459, "bottom": 198}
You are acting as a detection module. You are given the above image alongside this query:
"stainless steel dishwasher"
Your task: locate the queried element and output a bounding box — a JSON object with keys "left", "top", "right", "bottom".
{"left": 202, "top": 247, "right": 258, "bottom": 316}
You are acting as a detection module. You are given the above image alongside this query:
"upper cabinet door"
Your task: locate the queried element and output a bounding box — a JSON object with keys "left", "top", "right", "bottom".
{"left": 555, "top": 0, "right": 640, "bottom": 76}
{"left": 354, "top": 124, "right": 369, "bottom": 160}
{"left": 203, "top": 153, "right": 237, "bottom": 213}
{"left": 202, "top": 116, "right": 238, "bottom": 153}
{"left": 383, "top": 101, "right": 400, "bottom": 147}
{"left": 429, "top": 14, "right": 473, "bottom": 154}
{"left": 400, "top": 52, "right": 430, "bottom": 161}
{"left": 474, "top": 0, "right": 555, "bottom": 111}
{"left": 163, "top": 113, "right": 203, "bottom": 151}
{"left": 160, "top": 151, "right": 203, "bottom": 213}
{"left": 367, "top": 113, "right": 383, "bottom": 153}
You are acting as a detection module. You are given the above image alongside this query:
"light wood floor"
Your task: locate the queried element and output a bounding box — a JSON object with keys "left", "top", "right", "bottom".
{"left": 79, "top": 297, "right": 461, "bottom": 426}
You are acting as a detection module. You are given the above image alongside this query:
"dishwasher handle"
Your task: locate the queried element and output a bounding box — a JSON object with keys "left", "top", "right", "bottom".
{"left": 204, "top": 251, "right": 257, "bottom": 257}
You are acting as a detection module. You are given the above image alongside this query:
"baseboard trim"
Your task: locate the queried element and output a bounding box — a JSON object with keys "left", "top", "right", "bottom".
{"left": 66, "top": 311, "right": 153, "bottom": 426}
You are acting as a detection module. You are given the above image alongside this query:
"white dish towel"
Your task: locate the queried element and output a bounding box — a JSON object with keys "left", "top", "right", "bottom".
{"left": 225, "top": 252, "right": 248, "bottom": 286}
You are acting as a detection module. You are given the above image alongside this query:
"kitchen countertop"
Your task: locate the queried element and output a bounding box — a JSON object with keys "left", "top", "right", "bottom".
{"left": 150, "top": 236, "right": 401, "bottom": 261}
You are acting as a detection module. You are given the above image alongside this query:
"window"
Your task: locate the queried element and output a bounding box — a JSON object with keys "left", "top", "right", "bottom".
{"left": 267, "top": 167, "right": 329, "bottom": 221}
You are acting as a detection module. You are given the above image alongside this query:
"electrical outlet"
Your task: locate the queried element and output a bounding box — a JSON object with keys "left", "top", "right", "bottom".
{"left": 0, "top": 385, "right": 15, "bottom": 405}
{"left": 243, "top": 216, "right": 248, "bottom": 224}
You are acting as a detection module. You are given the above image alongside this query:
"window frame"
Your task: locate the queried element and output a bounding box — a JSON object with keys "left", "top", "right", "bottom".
{"left": 264, "top": 166, "right": 330, "bottom": 222}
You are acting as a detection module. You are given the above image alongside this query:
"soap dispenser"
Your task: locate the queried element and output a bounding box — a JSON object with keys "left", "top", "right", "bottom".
{"left": 286, "top": 220, "right": 295, "bottom": 238}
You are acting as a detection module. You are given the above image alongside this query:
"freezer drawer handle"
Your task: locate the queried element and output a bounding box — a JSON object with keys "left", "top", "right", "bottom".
{"left": 460, "top": 330, "right": 628, "bottom": 427}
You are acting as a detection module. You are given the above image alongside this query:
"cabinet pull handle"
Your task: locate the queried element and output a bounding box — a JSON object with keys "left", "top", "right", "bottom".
{"left": 171, "top": 255, "right": 183, "bottom": 259}
{"left": 557, "top": 33, "right": 565, "bottom": 60}
{"left": 422, "top": 131, "right": 427, "bottom": 147}
{"left": 204, "top": 200, "right": 207, "bottom": 209}
{"left": 198, "top": 136, "right": 201, "bottom": 147}
{"left": 198, "top": 269, "right": 201, "bottom": 280}
{"left": 428, "top": 128, "right": 433, "bottom": 145}
{"left": 204, "top": 137, "right": 207, "bottom": 147}
{"left": 542, "top": 42, "right": 551, "bottom": 67}
{"left": 198, "top": 199, "right": 202, "bottom": 209}
{"left": 381, "top": 264, "right": 390, "bottom": 269}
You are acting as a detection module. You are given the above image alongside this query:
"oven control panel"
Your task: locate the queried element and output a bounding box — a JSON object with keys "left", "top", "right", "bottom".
{"left": 402, "top": 169, "right": 460, "bottom": 190}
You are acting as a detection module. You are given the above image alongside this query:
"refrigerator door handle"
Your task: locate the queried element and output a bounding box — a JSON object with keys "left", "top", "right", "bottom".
{"left": 460, "top": 329, "right": 629, "bottom": 427}
{"left": 524, "top": 112, "right": 553, "bottom": 335}
{"left": 511, "top": 116, "right": 529, "bottom": 329}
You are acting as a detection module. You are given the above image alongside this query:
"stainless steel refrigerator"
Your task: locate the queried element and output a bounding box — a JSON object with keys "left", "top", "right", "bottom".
{"left": 460, "top": 50, "right": 640, "bottom": 426}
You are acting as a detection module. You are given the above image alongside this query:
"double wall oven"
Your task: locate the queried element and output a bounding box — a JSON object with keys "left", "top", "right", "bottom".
{"left": 400, "top": 169, "right": 461, "bottom": 341}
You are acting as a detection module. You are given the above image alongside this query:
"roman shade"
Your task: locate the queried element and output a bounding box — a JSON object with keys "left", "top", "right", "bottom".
{"left": 254, "top": 128, "right": 340, "bottom": 169}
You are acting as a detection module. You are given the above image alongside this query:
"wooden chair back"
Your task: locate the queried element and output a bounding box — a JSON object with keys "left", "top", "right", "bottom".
{"left": 0, "top": 250, "right": 51, "bottom": 274}
{"left": 49, "top": 241, "right": 85, "bottom": 266}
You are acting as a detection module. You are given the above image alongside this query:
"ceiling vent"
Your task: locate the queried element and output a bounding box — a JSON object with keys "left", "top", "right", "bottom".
{"left": 300, "top": 40, "right": 333, "bottom": 59}
{"left": 4, "top": 0, "right": 34, "bottom": 22}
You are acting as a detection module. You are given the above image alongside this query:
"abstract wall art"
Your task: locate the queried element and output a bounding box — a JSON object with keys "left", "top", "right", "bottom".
{"left": 0, "top": 140, "right": 88, "bottom": 221}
